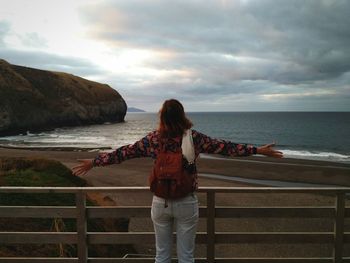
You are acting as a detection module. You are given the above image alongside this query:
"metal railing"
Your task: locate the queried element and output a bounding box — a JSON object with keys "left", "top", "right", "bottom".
{"left": 0, "top": 186, "right": 349, "bottom": 263}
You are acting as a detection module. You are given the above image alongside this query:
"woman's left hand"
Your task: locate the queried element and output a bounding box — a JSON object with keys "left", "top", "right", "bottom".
{"left": 257, "top": 143, "right": 283, "bottom": 158}
{"left": 72, "top": 159, "right": 94, "bottom": 176}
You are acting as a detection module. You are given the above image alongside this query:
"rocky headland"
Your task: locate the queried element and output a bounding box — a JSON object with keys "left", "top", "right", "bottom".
{"left": 0, "top": 59, "right": 127, "bottom": 136}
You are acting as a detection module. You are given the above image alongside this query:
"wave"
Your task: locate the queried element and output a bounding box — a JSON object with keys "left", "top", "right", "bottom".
{"left": 281, "top": 149, "right": 350, "bottom": 163}
{"left": 201, "top": 149, "right": 350, "bottom": 164}
{"left": 0, "top": 133, "right": 114, "bottom": 145}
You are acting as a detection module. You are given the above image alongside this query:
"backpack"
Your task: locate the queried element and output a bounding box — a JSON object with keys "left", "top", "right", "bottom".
{"left": 149, "top": 130, "right": 197, "bottom": 200}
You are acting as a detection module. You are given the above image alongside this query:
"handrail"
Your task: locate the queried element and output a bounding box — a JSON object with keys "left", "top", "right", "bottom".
{"left": 0, "top": 186, "right": 349, "bottom": 263}
{"left": 0, "top": 186, "right": 350, "bottom": 193}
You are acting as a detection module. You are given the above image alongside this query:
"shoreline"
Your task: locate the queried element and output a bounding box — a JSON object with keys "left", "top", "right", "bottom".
{"left": 1, "top": 140, "right": 349, "bottom": 165}
{"left": 0, "top": 145, "right": 112, "bottom": 152}
{"left": 0, "top": 147, "right": 349, "bottom": 187}
{"left": 1, "top": 144, "right": 350, "bottom": 166}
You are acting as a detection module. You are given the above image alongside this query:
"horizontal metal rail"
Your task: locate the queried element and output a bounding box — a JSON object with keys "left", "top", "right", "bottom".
{"left": 2, "top": 206, "right": 349, "bottom": 218}
{"left": 0, "top": 186, "right": 349, "bottom": 263}
{"left": 0, "top": 186, "right": 350, "bottom": 193}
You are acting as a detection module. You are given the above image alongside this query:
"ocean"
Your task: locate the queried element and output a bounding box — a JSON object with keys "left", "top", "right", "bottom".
{"left": 1, "top": 112, "right": 350, "bottom": 164}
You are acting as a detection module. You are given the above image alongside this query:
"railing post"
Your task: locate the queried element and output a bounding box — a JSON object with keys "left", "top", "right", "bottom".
{"left": 76, "top": 191, "right": 87, "bottom": 263}
{"left": 333, "top": 192, "right": 345, "bottom": 263}
{"left": 207, "top": 190, "right": 215, "bottom": 263}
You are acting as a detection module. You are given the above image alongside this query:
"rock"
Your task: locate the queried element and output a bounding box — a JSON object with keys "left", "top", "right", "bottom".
{"left": 0, "top": 59, "right": 127, "bottom": 136}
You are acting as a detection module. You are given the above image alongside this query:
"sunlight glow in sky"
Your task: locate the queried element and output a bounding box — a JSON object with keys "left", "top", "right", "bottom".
{"left": 1, "top": 0, "right": 349, "bottom": 111}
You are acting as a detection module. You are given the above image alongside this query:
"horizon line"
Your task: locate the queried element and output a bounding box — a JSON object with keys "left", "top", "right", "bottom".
{"left": 127, "top": 110, "right": 350, "bottom": 113}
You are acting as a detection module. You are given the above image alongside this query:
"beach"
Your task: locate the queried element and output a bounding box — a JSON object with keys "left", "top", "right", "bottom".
{"left": 1, "top": 147, "right": 350, "bottom": 188}
{"left": 1, "top": 147, "right": 349, "bottom": 257}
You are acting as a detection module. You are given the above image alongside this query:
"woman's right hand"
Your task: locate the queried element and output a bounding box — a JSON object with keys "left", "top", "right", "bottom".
{"left": 257, "top": 143, "right": 283, "bottom": 158}
{"left": 72, "top": 159, "right": 94, "bottom": 176}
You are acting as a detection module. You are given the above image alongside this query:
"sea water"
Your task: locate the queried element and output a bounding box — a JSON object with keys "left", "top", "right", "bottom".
{"left": 0, "top": 112, "right": 349, "bottom": 164}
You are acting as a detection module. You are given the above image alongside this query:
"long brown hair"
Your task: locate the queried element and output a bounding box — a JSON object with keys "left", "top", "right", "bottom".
{"left": 158, "top": 99, "right": 193, "bottom": 138}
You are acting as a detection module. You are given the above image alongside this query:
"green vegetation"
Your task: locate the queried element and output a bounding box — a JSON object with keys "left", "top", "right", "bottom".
{"left": 0, "top": 157, "right": 86, "bottom": 206}
{"left": 0, "top": 157, "right": 86, "bottom": 257}
{"left": 0, "top": 157, "right": 134, "bottom": 257}
{"left": 0, "top": 157, "right": 86, "bottom": 186}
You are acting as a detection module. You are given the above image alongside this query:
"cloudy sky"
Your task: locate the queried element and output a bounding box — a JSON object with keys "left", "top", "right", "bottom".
{"left": 1, "top": 0, "right": 349, "bottom": 111}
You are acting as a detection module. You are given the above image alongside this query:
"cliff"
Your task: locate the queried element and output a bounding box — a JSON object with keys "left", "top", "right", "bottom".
{"left": 0, "top": 59, "right": 127, "bottom": 136}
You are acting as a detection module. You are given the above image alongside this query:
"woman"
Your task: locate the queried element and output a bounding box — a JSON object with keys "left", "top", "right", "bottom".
{"left": 72, "top": 99, "right": 283, "bottom": 263}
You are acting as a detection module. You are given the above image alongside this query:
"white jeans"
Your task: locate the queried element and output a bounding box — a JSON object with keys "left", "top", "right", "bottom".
{"left": 151, "top": 194, "right": 199, "bottom": 263}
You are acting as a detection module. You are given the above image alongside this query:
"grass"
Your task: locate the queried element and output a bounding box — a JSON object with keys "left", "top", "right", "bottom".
{"left": 0, "top": 157, "right": 135, "bottom": 257}
{"left": 0, "top": 157, "right": 86, "bottom": 256}
{"left": 0, "top": 157, "right": 84, "bottom": 256}
{"left": 0, "top": 157, "right": 86, "bottom": 206}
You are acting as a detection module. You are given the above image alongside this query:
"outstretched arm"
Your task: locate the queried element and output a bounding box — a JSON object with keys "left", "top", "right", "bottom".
{"left": 192, "top": 130, "right": 283, "bottom": 158}
{"left": 192, "top": 130, "right": 256, "bottom": 156}
{"left": 72, "top": 132, "right": 155, "bottom": 176}
{"left": 93, "top": 135, "right": 153, "bottom": 166}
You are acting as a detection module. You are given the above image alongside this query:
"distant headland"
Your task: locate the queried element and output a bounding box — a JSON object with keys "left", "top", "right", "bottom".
{"left": 127, "top": 107, "right": 146, "bottom": 112}
{"left": 0, "top": 59, "right": 127, "bottom": 136}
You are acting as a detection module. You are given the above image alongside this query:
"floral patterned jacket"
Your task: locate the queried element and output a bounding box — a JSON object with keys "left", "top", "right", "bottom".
{"left": 93, "top": 130, "right": 257, "bottom": 167}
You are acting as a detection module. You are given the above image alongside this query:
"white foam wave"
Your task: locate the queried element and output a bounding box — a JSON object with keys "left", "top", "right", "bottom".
{"left": 0, "top": 134, "right": 116, "bottom": 148}
{"left": 281, "top": 149, "right": 350, "bottom": 162}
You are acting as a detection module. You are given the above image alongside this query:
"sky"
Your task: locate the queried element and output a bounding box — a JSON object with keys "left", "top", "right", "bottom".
{"left": 0, "top": 0, "right": 349, "bottom": 112}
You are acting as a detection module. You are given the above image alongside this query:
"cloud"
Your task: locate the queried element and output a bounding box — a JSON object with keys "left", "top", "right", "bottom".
{"left": 81, "top": 0, "right": 350, "bottom": 82}
{"left": 77, "top": 0, "right": 350, "bottom": 111}
{"left": 19, "top": 32, "right": 48, "bottom": 48}
{"left": 0, "top": 18, "right": 105, "bottom": 78}
{"left": 1, "top": 1, "right": 349, "bottom": 111}
{"left": 0, "top": 47, "right": 105, "bottom": 77}
{"left": 0, "top": 20, "right": 11, "bottom": 47}
{"left": 0, "top": 13, "right": 105, "bottom": 79}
